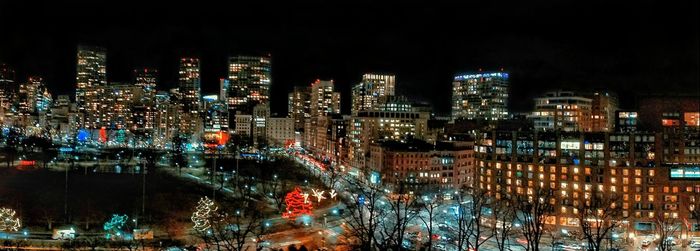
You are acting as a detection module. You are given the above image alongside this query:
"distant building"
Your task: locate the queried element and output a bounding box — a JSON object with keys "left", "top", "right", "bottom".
{"left": 451, "top": 71, "right": 509, "bottom": 121}
{"left": 310, "top": 79, "right": 341, "bottom": 117}
{"left": 288, "top": 86, "right": 311, "bottom": 131}
{"left": 266, "top": 117, "right": 295, "bottom": 146}
{"left": 76, "top": 45, "right": 107, "bottom": 128}
{"left": 348, "top": 96, "right": 429, "bottom": 170}
{"left": 227, "top": 55, "right": 272, "bottom": 113}
{"left": 0, "top": 63, "right": 16, "bottom": 117}
{"left": 234, "top": 114, "right": 252, "bottom": 138}
{"left": 475, "top": 129, "right": 700, "bottom": 235}
{"left": 203, "top": 95, "right": 229, "bottom": 133}
{"left": 351, "top": 73, "right": 396, "bottom": 115}
{"left": 134, "top": 68, "right": 157, "bottom": 104}
{"left": 252, "top": 103, "right": 270, "bottom": 145}
{"left": 530, "top": 90, "right": 592, "bottom": 132}
{"left": 368, "top": 139, "right": 474, "bottom": 193}
{"left": 590, "top": 92, "right": 618, "bottom": 132}
{"left": 178, "top": 57, "right": 202, "bottom": 136}
{"left": 615, "top": 110, "right": 638, "bottom": 132}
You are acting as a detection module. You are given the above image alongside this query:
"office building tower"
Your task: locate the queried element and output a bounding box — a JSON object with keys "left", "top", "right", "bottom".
{"left": 178, "top": 57, "right": 202, "bottom": 135}
{"left": 310, "top": 79, "right": 341, "bottom": 117}
{"left": 590, "top": 92, "right": 618, "bottom": 132}
{"left": 530, "top": 91, "right": 592, "bottom": 132}
{"left": 0, "top": 63, "right": 16, "bottom": 115}
{"left": 76, "top": 45, "right": 107, "bottom": 118}
{"left": 219, "top": 78, "right": 230, "bottom": 101}
{"left": 18, "top": 76, "right": 42, "bottom": 114}
{"left": 348, "top": 97, "right": 429, "bottom": 169}
{"left": 451, "top": 71, "right": 509, "bottom": 121}
{"left": 288, "top": 86, "right": 311, "bottom": 131}
{"left": 351, "top": 73, "right": 396, "bottom": 115}
{"left": 134, "top": 68, "right": 157, "bottom": 104}
{"left": 227, "top": 55, "right": 272, "bottom": 113}
{"left": 179, "top": 58, "right": 201, "bottom": 113}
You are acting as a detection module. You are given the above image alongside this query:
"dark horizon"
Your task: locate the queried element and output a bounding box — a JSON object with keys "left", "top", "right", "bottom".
{"left": 1, "top": 0, "right": 698, "bottom": 116}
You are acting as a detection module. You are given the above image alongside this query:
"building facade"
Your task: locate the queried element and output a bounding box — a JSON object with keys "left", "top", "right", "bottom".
{"left": 452, "top": 71, "right": 509, "bottom": 121}
{"left": 76, "top": 45, "right": 107, "bottom": 129}
{"left": 351, "top": 73, "right": 396, "bottom": 115}
{"left": 530, "top": 91, "right": 592, "bottom": 132}
{"left": 227, "top": 55, "right": 272, "bottom": 114}
{"left": 474, "top": 129, "right": 700, "bottom": 236}
{"left": 368, "top": 139, "right": 475, "bottom": 193}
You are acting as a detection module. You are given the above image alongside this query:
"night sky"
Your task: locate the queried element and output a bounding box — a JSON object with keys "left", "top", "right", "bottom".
{"left": 1, "top": 1, "right": 698, "bottom": 116}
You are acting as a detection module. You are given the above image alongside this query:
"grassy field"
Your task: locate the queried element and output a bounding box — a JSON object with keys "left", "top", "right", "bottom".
{"left": 0, "top": 167, "right": 210, "bottom": 238}
{"left": 0, "top": 156, "right": 325, "bottom": 239}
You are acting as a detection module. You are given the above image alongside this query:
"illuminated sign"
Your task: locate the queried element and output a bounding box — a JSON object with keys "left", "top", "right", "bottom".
{"left": 670, "top": 166, "right": 700, "bottom": 179}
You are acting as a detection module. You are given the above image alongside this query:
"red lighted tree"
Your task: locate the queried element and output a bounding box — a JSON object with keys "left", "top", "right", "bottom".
{"left": 282, "top": 187, "right": 313, "bottom": 219}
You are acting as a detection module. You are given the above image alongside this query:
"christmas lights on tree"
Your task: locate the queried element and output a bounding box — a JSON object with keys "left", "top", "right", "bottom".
{"left": 0, "top": 207, "right": 21, "bottom": 232}
{"left": 191, "top": 196, "right": 218, "bottom": 232}
{"left": 103, "top": 214, "right": 129, "bottom": 240}
{"left": 282, "top": 187, "right": 313, "bottom": 219}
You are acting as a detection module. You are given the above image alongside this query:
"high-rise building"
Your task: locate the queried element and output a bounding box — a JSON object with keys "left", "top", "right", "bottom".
{"left": 104, "top": 83, "right": 141, "bottom": 130}
{"left": 227, "top": 55, "right": 272, "bottom": 113}
{"left": 134, "top": 68, "right": 157, "bottom": 104}
{"left": 590, "top": 92, "right": 618, "bottom": 132}
{"left": 288, "top": 86, "right": 311, "bottom": 131}
{"left": 530, "top": 91, "right": 592, "bottom": 132}
{"left": 252, "top": 103, "right": 270, "bottom": 145}
{"left": 203, "top": 95, "right": 229, "bottom": 133}
{"left": 179, "top": 58, "right": 201, "bottom": 113}
{"left": 76, "top": 45, "right": 107, "bottom": 123}
{"left": 451, "top": 71, "right": 509, "bottom": 121}
{"left": 178, "top": 57, "right": 202, "bottom": 135}
{"left": 310, "top": 79, "right": 341, "bottom": 117}
{"left": 348, "top": 97, "right": 429, "bottom": 170}
{"left": 0, "top": 63, "right": 16, "bottom": 115}
{"left": 351, "top": 73, "right": 396, "bottom": 115}
{"left": 219, "top": 78, "right": 230, "bottom": 101}
{"left": 18, "top": 76, "right": 42, "bottom": 114}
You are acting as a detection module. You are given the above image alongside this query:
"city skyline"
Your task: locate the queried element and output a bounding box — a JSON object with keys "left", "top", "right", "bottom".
{"left": 1, "top": 1, "right": 698, "bottom": 116}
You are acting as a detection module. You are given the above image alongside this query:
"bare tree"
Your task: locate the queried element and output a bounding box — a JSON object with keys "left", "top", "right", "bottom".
{"left": 196, "top": 201, "right": 269, "bottom": 251}
{"left": 654, "top": 214, "right": 681, "bottom": 251}
{"left": 341, "top": 177, "right": 386, "bottom": 250}
{"left": 514, "top": 187, "right": 555, "bottom": 251}
{"left": 492, "top": 194, "right": 517, "bottom": 251}
{"left": 262, "top": 175, "right": 289, "bottom": 213}
{"left": 577, "top": 193, "right": 625, "bottom": 251}
{"left": 454, "top": 186, "right": 495, "bottom": 251}
{"left": 375, "top": 183, "right": 418, "bottom": 251}
{"left": 417, "top": 195, "right": 440, "bottom": 251}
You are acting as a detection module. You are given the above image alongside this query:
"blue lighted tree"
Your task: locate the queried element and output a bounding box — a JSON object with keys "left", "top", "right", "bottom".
{"left": 103, "top": 214, "right": 130, "bottom": 240}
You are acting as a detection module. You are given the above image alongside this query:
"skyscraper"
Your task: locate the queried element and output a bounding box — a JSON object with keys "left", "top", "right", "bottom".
{"left": 288, "top": 86, "right": 311, "bottom": 131}
{"left": 351, "top": 73, "right": 396, "bottom": 115}
{"left": 310, "top": 79, "right": 341, "bottom": 117}
{"left": 178, "top": 57, "right": 202, "bottom": 135}
{"left": 451, "top": 71, "right": 509, "bottom": 121}
{"left": 179, "top": 58, "right": 201, "bottom": 113}
{"left": 76, "top": 45, "right": 107, "bottom": 114}
{"left": 134, "top": 68, "right": 157, "bottom": 104}
{"left": 18, "top": 76, "right": 43, "bottom": 114}
{"left": 0, "top": 63, "right": 16, "bottom": 115}
{"left": 227, "top": 55, "right": 272, "bottom": 113}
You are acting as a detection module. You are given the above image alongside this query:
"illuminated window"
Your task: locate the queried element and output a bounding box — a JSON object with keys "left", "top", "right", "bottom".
{"left": 648, "top": 195, "right": 654, "bottom": 202}
{"left": 649, "top": 170, "right": 655, "bottom": 177}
